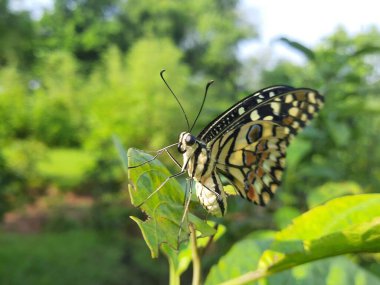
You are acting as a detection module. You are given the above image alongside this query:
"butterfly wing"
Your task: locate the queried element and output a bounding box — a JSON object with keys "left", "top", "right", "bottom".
{"left": 198, "top": 85, "right": 295, "bottom": 143}
{"left": 202, "top": 88, "right": 324, "bottom": 205}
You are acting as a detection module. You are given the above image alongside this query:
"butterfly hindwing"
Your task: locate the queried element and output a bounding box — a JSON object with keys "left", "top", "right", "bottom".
{"left": 205, "top": 88, "right": 323, "bottom": 206}
{"left": 211, "top": 121, "right": 288, "bottom": 205}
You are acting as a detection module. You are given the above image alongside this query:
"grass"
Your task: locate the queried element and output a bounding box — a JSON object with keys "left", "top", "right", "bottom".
{"left": 0, "top": 229, "right": 169, "bottom": 285}
{"left": 37, "top": 148, "right": 96, "bottom": 188}
{"left": 0, "top": 230, "right": 127, "bottom": 285}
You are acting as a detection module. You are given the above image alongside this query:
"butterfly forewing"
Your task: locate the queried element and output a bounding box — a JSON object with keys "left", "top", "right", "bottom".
{"left": 198, "top": 85, "right": 295, "bottom": 143}
{"left": 203, "top": 88, "right": 323, "bottom": 206}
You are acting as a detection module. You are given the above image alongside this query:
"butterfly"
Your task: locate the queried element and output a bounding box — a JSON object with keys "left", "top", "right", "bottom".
{"left": 131, "top": 71, "right": 323, "bottom": 217}
{"left": 177, "top": 85, "right": 323, "bottom": 216}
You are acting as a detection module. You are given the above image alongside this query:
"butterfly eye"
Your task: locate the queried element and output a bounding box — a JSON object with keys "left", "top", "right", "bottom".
{"left": 185, "top": 135, "right": 196, "bottom": 146}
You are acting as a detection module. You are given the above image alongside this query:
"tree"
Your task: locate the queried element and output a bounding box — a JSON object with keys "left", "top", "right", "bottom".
{"left": 37, "top": 0, "right": 255, "bottom": 84}
{"left": 259, "top": 27, "right": 380, "bottom": 206}
{"left": 0, "top": 0, "right": 36, "bottom": 67}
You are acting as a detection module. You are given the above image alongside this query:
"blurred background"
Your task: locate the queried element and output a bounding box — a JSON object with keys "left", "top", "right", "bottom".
{"left": 1, "top": 0, "right": 379, "bottom": 284}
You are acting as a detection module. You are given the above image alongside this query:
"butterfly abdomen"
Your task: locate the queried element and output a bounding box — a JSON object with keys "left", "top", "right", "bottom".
{"left": 190, "top": 146, "right": 227, "bottom": 216}
{"left": 195, "top": 172, "right": 227, "bottom": 217}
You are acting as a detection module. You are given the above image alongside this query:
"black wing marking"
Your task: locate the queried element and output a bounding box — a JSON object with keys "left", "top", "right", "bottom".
{"left": 205, "top": 88, "right": 324, "bottom": 205}
{"left": 212, "top": 121, "right": 290, "bottom": 206}
{"left": 197, "top": 85, "right": 295, "bottom": 143}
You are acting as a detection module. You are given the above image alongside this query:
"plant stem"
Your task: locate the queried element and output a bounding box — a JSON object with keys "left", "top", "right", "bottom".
{"left": 189, "top": 223, "right": 201, "bottom": 285}
{"left": 168, "top": 258, "right": 180, "bottom": 285}
{"left": 199, "top": 223, "right": 218, "bottom": 257}
{"left": 218, "top": 269, "right": 266, "bottom": 285}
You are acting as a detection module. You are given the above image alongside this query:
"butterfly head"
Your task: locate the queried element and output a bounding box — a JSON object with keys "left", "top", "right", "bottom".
{"left": 178, "top": 132, "right": 197, "bottom": 154}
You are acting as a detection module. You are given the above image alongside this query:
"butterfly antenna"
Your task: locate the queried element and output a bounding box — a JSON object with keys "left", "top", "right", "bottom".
{"left": 160, "top": 70, "right": 190, "bottom": 130}
{"left": 190, "top": 80, "right": 214, "bottom": 132}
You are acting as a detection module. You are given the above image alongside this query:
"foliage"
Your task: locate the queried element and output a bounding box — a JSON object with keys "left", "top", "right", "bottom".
{"left": 31, "top": 51, "right": 88, "bottom": 146}
{"left": 0, "top": 0, "right": 254, "bottom": 211}
{"left": 0, "top": 230, "right": 169, "bottom": 285}
{"left": 125, "top": 147, "right": 216, "bottom": 258}
{"left": 0, "top": 0, "right": 35, "bottom": 67}
{"left": 123, "top": 146, "right": 380, "bottom": 284}
{"left": 37, "top": 148, "right": 96, "bottom": 188}
{"left": 208, "top": 253, "right": 380, "bottom": 285}
{"left": 0, "top": 65, "right": 30, "bottom": 140}
{"left": 1, "top": 0, "right": 380, "bottom": 284}
{"left": 261, "top": 29, "right": 380, "bottom": 196}
{"left": 37, "top": 0, "right": 254, "bottom": 81}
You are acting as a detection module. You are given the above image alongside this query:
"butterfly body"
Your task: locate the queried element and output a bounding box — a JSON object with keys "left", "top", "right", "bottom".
{"left": 178, "top": 85, "right": 323, "bottom": 217}
{"left": 178, "top": 132, "right": 227, "bottom": 216}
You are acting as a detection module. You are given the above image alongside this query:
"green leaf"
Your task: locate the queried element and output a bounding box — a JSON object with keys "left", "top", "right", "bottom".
{"left": 205, "top": 194, "right": 380, "bottom": 285}
{"left": 260, "top": 194, "right": 380, "bottom": 276}
{"left": 164, "top": 222, "right": 226, "bottom": 278}
{"left": 113, "top": 135, "right": 129, "bottom": 173}
{"left": 125, "top": 148, "right": 215, "bottom": 258}
{"left": 207, "top": 243, "right": 380, "bottom": 285}
{"left": 261, "top": 217, "right": 380, "bottom": 273}
{"left": 272, "top": 256, "right": 380, "bottom": 285}
{"left": 307, "top": 181, "right": 363, "bottom": 208}
{"left": 352, "top": 45, "right": 380, "bottom": 57}
{"left": 277, "top": 37, "right": 316, "bottom": 61}
{"left": 275, "top": 194, "right": 380, "bottom": 240}
{"left": 205, "top": 233, "right": 273, "bottom": 285}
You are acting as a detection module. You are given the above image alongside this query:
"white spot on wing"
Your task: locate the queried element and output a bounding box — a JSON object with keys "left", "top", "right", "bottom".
{"left": 275, "top": 170, "right": 282, "bottom": 180}
{"left": 263, "top": 175, "right": 272, "bottom": 186}
{"left": 250, "top": 110, "right": 260, "bottom": 121}
{"left": 285, "top": 94, "right": 293, "bottom": 103}
{"left": 289, "top": 107, "right": 299, "bottom": 117}
{"left": 271, "top": 103, "right": 280, "bottom": 115}
{"left": 254, "top": 180, "right": 262, "bottom": 194}
{"left": 308, "top": 92, "right": 316, "bottom": 104}
{"left": 238, "top": 107, "right": 245, "bottom": 115}
{"left": 292, "top": 121, "right": 300, "bottom": 129}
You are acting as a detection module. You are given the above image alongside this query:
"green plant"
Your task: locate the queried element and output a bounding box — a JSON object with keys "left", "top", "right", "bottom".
{"left": 117, "top": 142, "right": 380, "bottom": 285}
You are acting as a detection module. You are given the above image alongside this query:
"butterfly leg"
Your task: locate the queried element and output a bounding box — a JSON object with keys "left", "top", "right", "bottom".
{"left": 165, "top": 149, "right": 182, "bottom": 169}
{"left": 128, "top": 143, "right": 178, "bottom": 169}
{"left": 136, "top": 170, "right": 186, "bottom": 207}
{"left": 177, "top": 179, "right": 194, "bottom": 246}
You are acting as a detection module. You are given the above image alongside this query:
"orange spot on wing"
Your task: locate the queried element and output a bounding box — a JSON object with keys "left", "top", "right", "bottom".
{"left": 247, "top": 184, "right": 258, "bottom": 202}
{"left": 296, "top": 92, "right": 306, "bottom": 100}
{"left": 282, "top": 116, "right": 294, "bottom": 125}
{"left": 244, "top": 151, "right": 257, "bottom": 165}
{"left": 257, "top": 141, "right": 267, "bottom": 152}
{"left": 256, "top": 166, "right": 264, "bottom": 178}
{"left": 247, "top": 171, "right": 255, "bottom": 182}
{"left": 260, "top": 152, "right": 269, "bottom": 160}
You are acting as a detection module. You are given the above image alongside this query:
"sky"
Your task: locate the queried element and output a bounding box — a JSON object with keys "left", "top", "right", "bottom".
{"left": 239, "top": 0, "right": 380, "bottom": 62}
{"left": 11, "top": 0, "right": 380, "bottom": 62}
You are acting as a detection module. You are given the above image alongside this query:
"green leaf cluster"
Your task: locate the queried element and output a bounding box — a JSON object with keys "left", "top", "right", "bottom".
{"left": 1, "top": 1, "right": 380, "bottom": 284}
{"left": 0, "top": 0, "right": 253, "bottom": 216}
{"left": 124, "top": 148, "right": 380, "bottom": 284}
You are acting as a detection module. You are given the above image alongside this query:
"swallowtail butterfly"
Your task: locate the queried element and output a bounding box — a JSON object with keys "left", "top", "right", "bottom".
{"left": 131, "top": 72, "right": 323, "bottom": 217}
